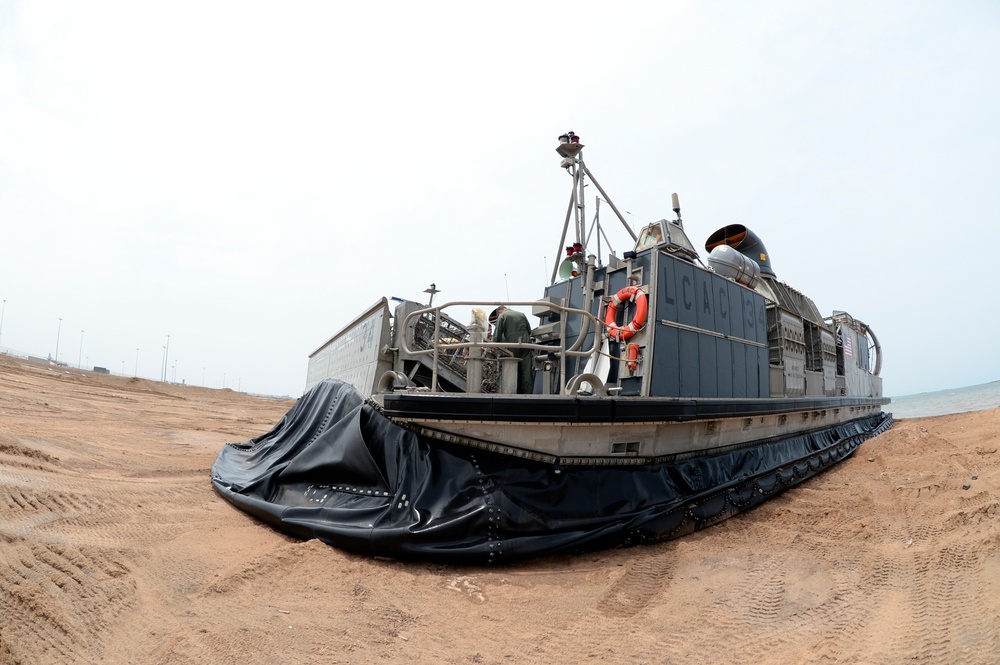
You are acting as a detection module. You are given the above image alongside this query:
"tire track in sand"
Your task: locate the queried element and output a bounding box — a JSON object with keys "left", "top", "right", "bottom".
{"left": 502, "top": 547, "right": 677, "bottom": 664}
{"left": 0, "top": 460, "right": 215, "bottom": 663}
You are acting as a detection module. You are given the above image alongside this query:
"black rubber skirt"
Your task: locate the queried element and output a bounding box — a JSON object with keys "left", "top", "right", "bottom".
{"left": 211, "top": 380, "right": 893, "bottom": 564}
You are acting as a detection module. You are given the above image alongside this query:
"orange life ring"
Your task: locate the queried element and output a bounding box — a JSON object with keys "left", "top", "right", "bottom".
{"left": 605, "top": 286, "right": 648, "bottom": 341}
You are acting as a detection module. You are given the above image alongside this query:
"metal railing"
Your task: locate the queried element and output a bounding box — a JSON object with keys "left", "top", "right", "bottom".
{"left": 399, "top": 300, "right": 604, "bottom": 394}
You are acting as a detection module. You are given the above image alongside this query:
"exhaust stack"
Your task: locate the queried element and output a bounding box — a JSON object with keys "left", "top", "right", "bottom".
{"left": 705, "top": 224, "right": 775, "bottom": 278}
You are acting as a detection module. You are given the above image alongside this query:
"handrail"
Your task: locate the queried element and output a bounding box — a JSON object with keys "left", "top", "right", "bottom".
{"left": 400, "top": 300, "right": 605, "bottom": 393}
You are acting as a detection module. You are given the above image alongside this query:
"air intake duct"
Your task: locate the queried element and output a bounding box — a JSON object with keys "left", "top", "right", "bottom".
{"left": 705, "top": 224, "right": 775, "bottom": 278}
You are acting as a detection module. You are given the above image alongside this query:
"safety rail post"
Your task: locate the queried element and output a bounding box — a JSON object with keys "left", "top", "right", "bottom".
{"left": 466, "top": 320, "right": 484, "bottom": 393}
{"left": 432, "top": 311, "right": 441, "bottom": 391}
{"left": 559, "top": 315, "right": 568, "bottom": 393}
{"left": 499, "top": 355, "right": 519, "bottom": 394}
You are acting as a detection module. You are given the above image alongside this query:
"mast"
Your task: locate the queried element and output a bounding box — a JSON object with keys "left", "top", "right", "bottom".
{"left": 551, "top": 132, "right": 638, "bottom": 284}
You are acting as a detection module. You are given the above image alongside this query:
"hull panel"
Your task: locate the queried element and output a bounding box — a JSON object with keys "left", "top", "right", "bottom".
{"left": 380, "top": 391, "right": 887, "bottom": 463}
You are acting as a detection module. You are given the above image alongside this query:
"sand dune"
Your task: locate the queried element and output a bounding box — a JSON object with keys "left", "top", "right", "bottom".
{"left": 1, "top": 354, "right": 997, "bottom": 664}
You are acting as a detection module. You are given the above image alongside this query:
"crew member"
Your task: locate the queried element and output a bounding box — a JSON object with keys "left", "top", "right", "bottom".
{"left": 489, "top": 305, "right": 533, "bottom": 394}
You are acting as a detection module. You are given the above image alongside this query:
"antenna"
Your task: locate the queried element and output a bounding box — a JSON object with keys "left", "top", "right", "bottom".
{"left": 672, "top": 192, "right": 683, "bottom": 229}
{"left": 423, "top": 283, "right": 439, "bottom": 306}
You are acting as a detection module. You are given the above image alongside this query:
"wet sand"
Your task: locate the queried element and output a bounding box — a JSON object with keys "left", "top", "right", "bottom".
{"left": 1, "top": 354, "right": 997, "bottom": 664}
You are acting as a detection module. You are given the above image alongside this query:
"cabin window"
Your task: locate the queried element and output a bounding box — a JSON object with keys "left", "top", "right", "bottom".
{"left": 635, "top": 222, "right": 665, "bottom": 250}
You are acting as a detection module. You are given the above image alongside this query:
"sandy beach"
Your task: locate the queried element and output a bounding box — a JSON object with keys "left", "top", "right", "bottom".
{"left": 1, "top": 353, "right": 997, "bottom": 664}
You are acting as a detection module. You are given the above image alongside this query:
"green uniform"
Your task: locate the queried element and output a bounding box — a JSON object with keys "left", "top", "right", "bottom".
{"left": 495, "top": 309, "right": 534, "bottom": 394}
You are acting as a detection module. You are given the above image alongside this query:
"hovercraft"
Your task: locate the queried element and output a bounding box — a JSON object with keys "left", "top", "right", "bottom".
{"left": 212, "top": 133, "right": 891, "bottom": 564}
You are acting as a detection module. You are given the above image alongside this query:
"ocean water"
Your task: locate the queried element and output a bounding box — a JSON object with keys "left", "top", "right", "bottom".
{"left": 888, "top": 380, "right": 1000, "bottom": 419}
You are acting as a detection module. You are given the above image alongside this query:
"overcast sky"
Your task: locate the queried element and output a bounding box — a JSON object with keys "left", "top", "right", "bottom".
{"left": 1, "top": 1, "right": 997, "bottom": 398}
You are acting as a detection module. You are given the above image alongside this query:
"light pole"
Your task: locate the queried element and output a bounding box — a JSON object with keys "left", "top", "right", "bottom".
{"left": 78, "top": 330, "right": 84, "bottom": 369}
{"left": 135, "top": 348, "right": 139, "bottom": 377}
{"left": 202, "top": 366, "right": 206, "bottom": 386}
{"left": 55, "top": 318, "right": 62, "bottom": 362}
{"left": 121, "top": 360, "right": 125, "bottom": 375}
{"left": 0, "top": 298, "right": 6, "bottom": 350}
{"left": 162, "top": 334, "right": 170, "bottom": 381}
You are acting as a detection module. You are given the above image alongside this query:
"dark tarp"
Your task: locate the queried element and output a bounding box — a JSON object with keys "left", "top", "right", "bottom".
{"left": 211, "top": 380, "right": 893, "bottom": 564}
